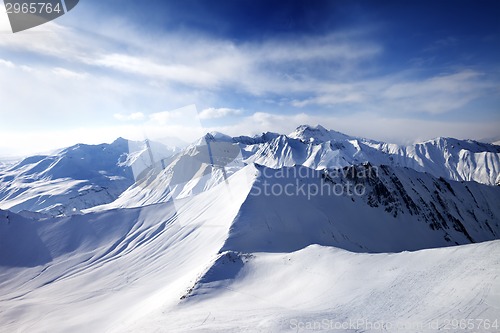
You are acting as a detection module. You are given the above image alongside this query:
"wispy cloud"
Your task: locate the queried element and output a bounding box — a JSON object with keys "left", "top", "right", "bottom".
{"left": 0, "top": 6, "right": 498, "bottom": 156}
{"left": 0, "top": 16, "right": 380, "bottom": 95}
{"left": 199, "top": 107, "right": 242, "bottom": 119}
{"left": 113, "top": 112, "right": 144, "bottom": 121}
{"left": 424, "top": 36, "right": 459, "bottom": 52}
{"left": 0, "top": 58, "right": 15, "bottom": 68}
{"left": 52, "top": 67, "right": 88, "bottom": 80}
{"left": 382, "top": 70, "right": 487, "bottom": 114}
{"left": 291, "top": 69, "right": 495, "bottom": 114}
{"left": 90, "top": 53, "right": 220, "bottom": 88}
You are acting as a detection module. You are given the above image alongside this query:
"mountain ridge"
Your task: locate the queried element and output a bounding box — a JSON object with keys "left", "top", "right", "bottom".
{"left": 0, "top": 138, "right": 177, "bottom": 215}
{"left": 1, "top": 137, "right": 500, "bottom": 332}
{"left": 1, "top": 162, "right": 499, "bottom": 331}
{"left": 1, "top": 125, "right": 499, "bottom": 216}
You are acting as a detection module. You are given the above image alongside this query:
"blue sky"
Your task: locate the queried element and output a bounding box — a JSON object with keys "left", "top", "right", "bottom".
{"left": 0, "top": 0, "right": 499, "bottom": 155}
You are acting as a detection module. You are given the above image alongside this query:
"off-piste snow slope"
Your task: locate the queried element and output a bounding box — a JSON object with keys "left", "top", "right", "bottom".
{"left": 1, "top": 125, "right": 500, "bottom": 332}
{"left": 1, "top": 161, "right": 500, "bottom": 332}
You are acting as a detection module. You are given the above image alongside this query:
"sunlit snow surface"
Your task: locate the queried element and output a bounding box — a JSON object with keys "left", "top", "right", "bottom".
{"left": 1, "top": 164, "right": 499, "bottom": 332}
{"left": 0, "top": 138, "right": 177, "bottom": 215}
{"left": 1, "top": 127, "right": 500, "bottom": 332}
{"left": 2, "top": 126, "right": 500, "bottom": 216}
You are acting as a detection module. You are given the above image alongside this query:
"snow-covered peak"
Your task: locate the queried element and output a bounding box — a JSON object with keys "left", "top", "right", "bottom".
{"left": 232, "top": 132, "right": 282, "bottom": 145}
{"left": 289, "top": 124, "right": 352, "bottom": 143}
{"left": 1, "top": 158, "right": 499, "bottom": 331}
{"left": 205, "top": 131, "right": 234, "bottom": 142}
{"left": 189, "top": 132, "right": 235, "bottom": 147}
{"left": 3, "top": 126, "right": 500, "bottom": 216}
{"left": 0, "top": 138, "right": 179, "bottom": 215}
{"left": 111, "top": 137, "right": 129, "bottom": 146}
{"left": 419, "top": 136, "right": 500, "bottom": 154}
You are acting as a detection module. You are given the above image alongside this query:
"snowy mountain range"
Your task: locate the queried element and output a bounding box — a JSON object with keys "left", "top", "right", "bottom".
{"left": 252, "top": 125, "right": 500, "bottom": 185}
{"left": 0, "top": 138, "right": 178, "bottom": 215}
{"left": 86, "top": 125, "right": 500, "bottom": 212}
{"left": 2, "top": 125, "right": 498, "bottom": 216}
{"left": 1, "top": 125, "right": 499, "bottom": 332}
